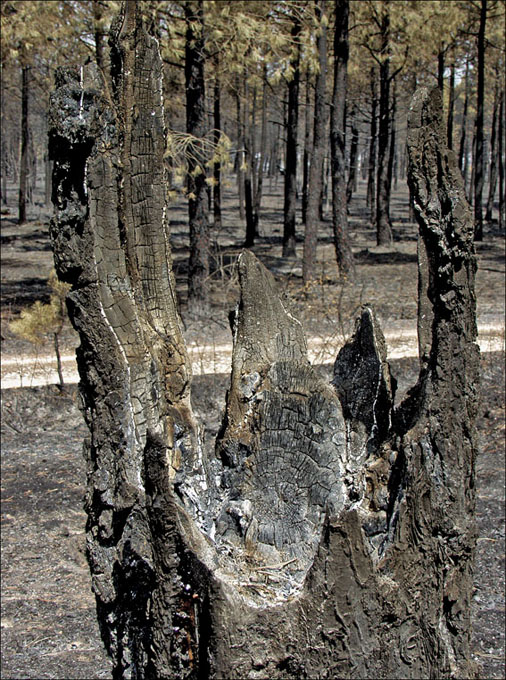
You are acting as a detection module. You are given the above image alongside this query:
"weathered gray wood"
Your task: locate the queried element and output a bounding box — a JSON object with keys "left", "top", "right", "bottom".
{"left": 49, "top": 1, "right": 478, "bottom": 673}
{"left": 49, "top": 4, "right": 195, "bottom": 676}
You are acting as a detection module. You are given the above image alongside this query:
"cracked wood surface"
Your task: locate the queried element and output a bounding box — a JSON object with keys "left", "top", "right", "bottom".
{"left": 49, "top": 3, "right": 480, "bottom": 675}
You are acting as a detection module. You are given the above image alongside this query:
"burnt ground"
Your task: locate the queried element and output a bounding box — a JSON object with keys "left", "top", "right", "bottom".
{"left": 1, "top": 178, "right": 505, "bottom": 679}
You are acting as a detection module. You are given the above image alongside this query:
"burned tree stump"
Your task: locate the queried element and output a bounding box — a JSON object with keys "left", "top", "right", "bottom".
{"left": 49, "top": 4, "right": 479, "bottom": 678}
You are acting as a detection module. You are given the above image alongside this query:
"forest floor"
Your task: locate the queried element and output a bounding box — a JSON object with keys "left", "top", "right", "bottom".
{"left": 1, "top": 177, "right": 505, "bottom": 679}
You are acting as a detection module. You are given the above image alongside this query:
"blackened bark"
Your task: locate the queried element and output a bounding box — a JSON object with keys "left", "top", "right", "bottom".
{"left": 18, "top": 64, "right": 29, "bottom": 225}
{"left": 437, "top": 48, "right": 445, "bottom": 92}
{"left": 49, "top": 4, "right": 195, "bottom": 675}
{"left": 283, "top": 11, "right": 301, "bottom": 257}
{"left": 387, "top": 82, "right": 396, "bottom": 198}
{"left": 498, "top": 90, "right": 505, "bottom": 230}
{"left": 367, "top": 67, "right": 378, "bottom": 219}
{"left": 473, "top": 0, "right": 487, "bottom": 240}
{"left": 235, "top": 79, "right": 245, "bottom": 221}
{"left": 254, "top": 67, "right": 268, "bottom": 232}
{"left": 250, "top": 85, "right": 258, "bottom": 206}
{"left": 458, "top": 58, "right": 470, "bottom": 177}
{"left": 331, "top": 0, "right": 354, "bottom": 276}
{"left": 243, "top": 75, "right": 256, "bottom": 247}
{"left": 469, "top": 129, "right": 476, "bottom": 203}
{"left": 375, "top": 5, "right": 393, "bottom": 245}
{"left": 403, "top": 88, "right": 479, "bottom": 675}
{"left": 185, "top": 0, "right": 210, "bottom": 309}
{"left": 213, "top": 72, "right": 222, "bottom": 229}
{"left": 303, "top": 0, "right": 328, "bottom": 283}
{"left": 92, "top": 0, "right": 106, "bottom": 70}
{"left": 50, "top": 3, "right": 479, "bottom": 673}
{"left": 485, "top": 75, "right": 499, "bottom": 222}
{"left": 447, "top": 61, "right": 456, "bottom": 149}
{"left": 346, "top": 104, "right": 359, "bottom": 204}
{"left": 302, "top": 73, "right": 311, "bottom": 224}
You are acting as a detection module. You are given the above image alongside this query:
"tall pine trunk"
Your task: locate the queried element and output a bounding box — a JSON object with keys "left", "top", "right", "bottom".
{"left": 244, "top": 75, "right": 256, "bottom": 247}
{"left": 458, "top": 58, "right": 470, "bottom": 177}
{"left": 498, "top": 90, "right": 505, "bottom": 230}
{"left": 387, "top": 82, "right": 396, "bottom": 200}
{"left": 213, "top": 70, "right": 222, "bottom": 229}
{"left": 185, "top": 0, "right": 210, "bottom": 310}
{"left": 282, "top": 11, "right": 301, "bottom": 257}
{"left": 302, "top": 73, "right": 312, "bottom": 225}
{"left": 447, "top": 60, "right": 456, "bottom": 150}
{"left": 18, "top": 64, "right": 29, "bottom": 225}
{"left": 346, "top": 103, "right": 359, "bottom": 204}
{"left": 473, "top": 0, "right": 487, "bottom": 240}
{"left": 485, "top": 75, "right": 499, "bottom": 222}
{"left": 375, "top": 5, "right": 393, "bottom": 246}
{"left": 367, "top": 67, "right": 378, "bottom": 220}
{"left": 330, "top": 0, "right": 354, "bottom": 276}
{"left": 254, "top": 66, "right": 268, "bottom": 233}
{"left": 235, "top": 78, "right": 245, "bottom": 221}
{"left": 303, "top": 0, "right": 328, "bottom": 283}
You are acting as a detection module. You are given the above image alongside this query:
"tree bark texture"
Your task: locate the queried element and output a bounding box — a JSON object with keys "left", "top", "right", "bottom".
{"left": 302, "top": 73, "right": 311, "bottom": 225}
{"left": 458, "top": 58, "right": 470, "bottom": 179}
{"left": 213, "top": 72, "right": 222, "bottom": 230}
{"left": 49, "top": 4, "right": 479, "bottom": 673}
{"left": 303, "top": 0, "right": 328, "bottom": 283}
{"left": 331, "top": 0, "right": 354, "bottom": 277}
{"left": 185, "top": 0, "right": 210, "bottom": 308}
{"left": 375, "top": 5, "right": 394, "bottom": 246}
{"left": 485, "top": 74, "right": 499, "bottom": 222}
{"left": 253, "top": 67, "right": 268, "bottom": 233}
{"left": 498, "top": 90, "right": 505, "bottom": 230}
{"left": 18, "top": 64, "right": 29, "bottom": 224}
{"left": 447, "top": 61, "right": 456, "bottom": 150}
{"left": 49, "top": 6, "right": 194, "bottom": 675}
{"left": 243, "top": 76, "right": 256, "bottom": 247}
{"left": 367, "top": 67, "right": 378, "bottom": 218}
{"left": 282, "top": 11, "right": 301, "bottom": 257}
{"left": 473, "top": 0, "right": 487, "bottom": 240}
{"left": 387, "top": 82, "right": 396, "bottom": 198}
{"left": 346, "top": 104, "right": 359, "bottom": 204}
{"left": 235, "top": 78, "right": 246, "bottom": 221}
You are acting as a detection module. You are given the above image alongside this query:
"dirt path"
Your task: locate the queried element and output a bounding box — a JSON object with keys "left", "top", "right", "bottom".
{"left": 1, "top": 321, "right": 504, "bottom": 389}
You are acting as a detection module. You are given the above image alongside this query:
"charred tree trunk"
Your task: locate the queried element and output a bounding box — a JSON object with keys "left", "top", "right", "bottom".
{"left": 283, "top": 11, "right": 301, "bottom": 257}
{"left": 244, "top": 75, "right": 256, "bottom": 247}
{"left": 49, "top": 4, "right": 195, "bottom": 675}
{"left": 254, "top": 66, "right": 268, "bottom": 233}
{"left": 375, "top": 5, "right": 393, "bottom": 246}
{"left": 437, "top": 47, "right": 445, "bottom": 93}
{"left": 346, "top": 104, "right": 359, "bottom": 204}
{"left": 235, "top": 78, "right": 245, "bottom": 221}
{"left": 303, "top": 0, "right": 328, "bottom": 283}
{"left": 498, "top": 90, "right": 505, "bottom": 230}
{"left": 458, "top": 58, "right": 470, "bottom": 178}
{"left": 387, "top": 82, "right": 396, "bottom": 199}
{"left": 92, "top": 0, "right": 106, "bottom": 70}
{"left": 185, "top": 0, "right": 210, "bottom": 309}
{"left": 302, "top": 73, "right": 312, "bottom": 225}
{"left": 50, "top": 4, "right": 479, "bottom": 674}
{"left": 367, "top": 67, "right": 378, "bottom": 219}
{"left": 447, "top": 60, "right": 456, "bottom": 150}
{"left": 330, "top": 0, "right": 354, "bottom": 276}
{"left": 473, "top": 0, "right": 487, "bottom": 240}
{"left": 213, "top": 71, "right": 222, "bottom": 230}
{"left": 18, "top": 63, "right": 29, "bottom": 225}
{"left": 485, "top": 74, "right": 499, "bottom": 222}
